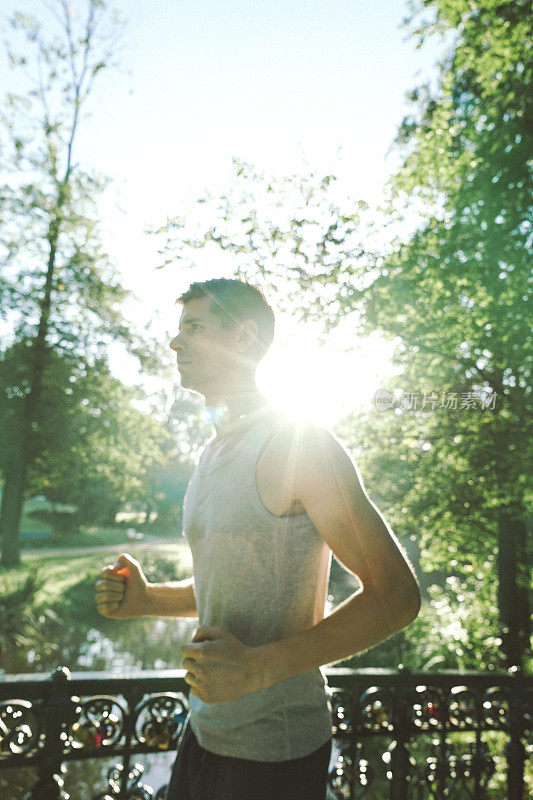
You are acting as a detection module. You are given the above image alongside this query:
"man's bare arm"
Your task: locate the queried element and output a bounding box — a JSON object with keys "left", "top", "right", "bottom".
{"left": 95, "top": 553, "right": 198, "bottom": 619}
{"left": 255, "top": 426, "right": 421, "bottom": 686}
{"left": 145, "top": 577, "right": 198, "bottom": 617}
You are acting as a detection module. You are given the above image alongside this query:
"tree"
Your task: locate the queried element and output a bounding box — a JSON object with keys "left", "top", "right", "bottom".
{"left": 0, "top": 339, "right": 177, "bottom": 539}
{"left": 154, "top": 157, "right": 374, "bottom": 329}
{"left": 35, "top": 357, "right": 173, "bottom": 529}
{"left": 363, "top": 0, "right": 532, "bottom": 669}
{"left": 0, "top": 1, "right": 161, "bottom": 565}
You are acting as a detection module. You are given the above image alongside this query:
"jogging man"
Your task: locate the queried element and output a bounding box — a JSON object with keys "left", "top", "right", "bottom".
{"left": 95, "top": 278, "right": 421, "bottom": 800}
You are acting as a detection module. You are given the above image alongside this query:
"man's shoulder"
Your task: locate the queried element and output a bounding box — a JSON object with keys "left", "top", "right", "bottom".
{"left": 262, "top": 409, "right": 345, "bottom": 470}
{"left": 268, "top": 408, "right": 338, "bottom": 444}
{"left": 257, "top": 410, "right": 356, "bottom": 511}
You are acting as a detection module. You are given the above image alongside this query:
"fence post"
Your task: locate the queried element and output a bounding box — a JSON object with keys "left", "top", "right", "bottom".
{"left": 25, "top": 667, "right": 75, "bottom": 800}
{"left": 506, "top": 667, "right": 526, "bottom": 800}
{"left": 390, "top": 673, "right": 411, "bottom": 800}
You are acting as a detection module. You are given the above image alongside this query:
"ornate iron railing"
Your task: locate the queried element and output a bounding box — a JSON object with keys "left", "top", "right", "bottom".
{"left": 0, "top": 666, "right": 531, "bottom": 799}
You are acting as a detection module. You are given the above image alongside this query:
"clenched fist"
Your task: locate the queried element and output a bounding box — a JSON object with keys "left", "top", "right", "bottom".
{"left": 95, "top": 552, "right": 149, "bottom": 619}
{"left": 181, "top": 627, "right": 265, "bottom": 704}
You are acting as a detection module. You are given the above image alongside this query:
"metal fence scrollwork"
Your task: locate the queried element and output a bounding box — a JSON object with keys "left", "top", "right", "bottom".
{"left": 0, "top": 698, "right": 41, "bottom": 758}
{"left": 70, "top": 695, "right": 126, "bottom": 752}
{"left": 134, "top": 692, "right": 184, "bottom": 751}
{"left": 324, "top": 668, "right": 531, "bottom": 800}
{"left": 0, "top": 666, "right": 530, "bottom": 799}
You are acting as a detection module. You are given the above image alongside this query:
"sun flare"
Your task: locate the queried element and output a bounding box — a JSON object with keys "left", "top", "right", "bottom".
{"left": 256, "top": 319, "right": 398, "bottom": 429}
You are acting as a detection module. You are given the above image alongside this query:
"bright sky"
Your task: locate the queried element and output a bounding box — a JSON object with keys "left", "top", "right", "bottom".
{"left": 0, "top": 0, "right": 448, "bottom": 426}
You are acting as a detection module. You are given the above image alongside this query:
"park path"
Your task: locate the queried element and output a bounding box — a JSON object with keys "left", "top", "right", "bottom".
{"left": 22, "top": 535, "right": 177, "bottom": 560}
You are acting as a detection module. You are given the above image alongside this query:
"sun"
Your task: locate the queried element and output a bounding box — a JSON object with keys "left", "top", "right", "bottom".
{"left": 256, "top": 317, "right": 398, "bottom": 429}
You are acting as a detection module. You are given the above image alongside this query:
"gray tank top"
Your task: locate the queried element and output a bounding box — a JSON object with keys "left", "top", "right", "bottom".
{"left": 182, "top": 406, "right": 333, "bottom": 761}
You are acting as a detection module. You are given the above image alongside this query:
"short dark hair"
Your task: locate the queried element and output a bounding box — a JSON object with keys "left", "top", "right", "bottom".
{"left": 177, "top": 278, "right": 275, "bottom": 358}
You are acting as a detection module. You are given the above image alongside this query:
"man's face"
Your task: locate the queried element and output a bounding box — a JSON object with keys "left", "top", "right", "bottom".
{"left": 169, "top": 296, "right": 244, "bottom": 393}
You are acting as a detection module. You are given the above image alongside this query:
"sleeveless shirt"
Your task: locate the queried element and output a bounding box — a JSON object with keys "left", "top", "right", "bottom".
{"left": 182, "top": 405, "right": 333, "bottom": 761}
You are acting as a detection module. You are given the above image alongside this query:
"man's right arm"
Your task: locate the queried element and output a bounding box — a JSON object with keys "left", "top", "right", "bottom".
{"left": 145, "top": 577, "right": 198, "bottom": 617}
{"left": 95, "top": 552, "right": 198, "bottom": 619}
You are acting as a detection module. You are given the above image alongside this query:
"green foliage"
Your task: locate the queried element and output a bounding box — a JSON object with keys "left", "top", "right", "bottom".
{"left": 0, "top": 567, "right": 58, "bottom": 656}
{"left": 371, "top": 0, "right": 531, "bottom": 667}
{"left": 402, "top": 576, "right": 506, "bottom": 672}
{"left": 0, "top": 1, "right": 166, "bottom": 373}
{"left": 0, "top": 342, "right": 173, "bottom": 527}
{"left": 0, "top": 2, "right": 135, "bottom": 355}
{"left": 27, "top": 507, "right": 76, "bottom": 540}
{"left": 0, "top": 2, "right": 178, "bottom": 566}
{"left": 154, "top": 158, "right": 373, "bottom": 328}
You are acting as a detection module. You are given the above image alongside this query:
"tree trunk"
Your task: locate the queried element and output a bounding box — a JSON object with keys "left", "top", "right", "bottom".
{"left": 0, "top": 368, "right": 45, "bottom": 567}
{"left": 0, "top": 215, "right": 60, "bottom": 568}
{"left": 497, "top": 509, "right": 530, "bottom": 670}
{"left": 0, "top": 445, "right": 29, "bottom": 567}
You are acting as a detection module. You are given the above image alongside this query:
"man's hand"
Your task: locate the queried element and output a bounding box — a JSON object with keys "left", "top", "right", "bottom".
{"left": 94, "top": 552, "right": 149, "bottom": 619}
{"left": 181, "top": 627, "right": 264, "bottom": 704}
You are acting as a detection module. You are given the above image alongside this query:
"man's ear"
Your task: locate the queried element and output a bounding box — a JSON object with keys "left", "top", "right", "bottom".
{"left": 239, "top": 319, "right": 260, "bottom": 353}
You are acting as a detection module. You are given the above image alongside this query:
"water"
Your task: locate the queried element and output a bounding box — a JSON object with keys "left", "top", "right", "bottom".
{"left": 1, "top": 615, "right": 198, "bottom": 799}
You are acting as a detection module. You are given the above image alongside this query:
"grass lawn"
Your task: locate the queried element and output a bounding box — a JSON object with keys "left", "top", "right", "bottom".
{"left": 20, "top": 524, "right": 176, "bottom": 550}
{"left": 2, "top": 541, "right": 193, "bottom": 623}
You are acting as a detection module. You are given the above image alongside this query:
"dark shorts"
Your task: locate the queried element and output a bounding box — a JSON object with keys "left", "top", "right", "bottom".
{"left": 165, "top": 722, "right": 332, "bottom": 800}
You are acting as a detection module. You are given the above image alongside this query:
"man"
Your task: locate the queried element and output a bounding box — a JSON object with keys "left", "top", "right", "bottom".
{"left": 95, "top": 278, "right": 421, "bottom": 800}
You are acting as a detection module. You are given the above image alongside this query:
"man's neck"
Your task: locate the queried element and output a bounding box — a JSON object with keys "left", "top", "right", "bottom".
{"left": 204, "top": 384, "right": 270, "bottom": 435}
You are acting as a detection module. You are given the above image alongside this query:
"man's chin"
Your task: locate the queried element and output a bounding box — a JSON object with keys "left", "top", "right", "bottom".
{"left": 178, "top": 375, "right": 204, "bottom": 397}
{"left": 177, "top": 368, "right": 192, "bottom": 388}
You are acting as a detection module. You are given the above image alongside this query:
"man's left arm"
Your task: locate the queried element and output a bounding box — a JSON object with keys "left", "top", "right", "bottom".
{"left": 254, "top": 427, "right": 421, "bottom": 688}
{"left": 181, "top": 427, "right": 421, "bottom": 702}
